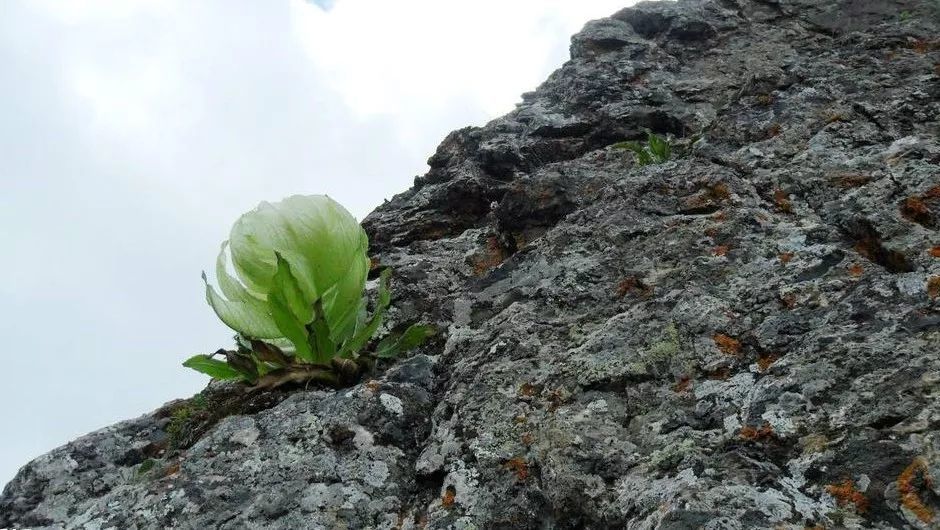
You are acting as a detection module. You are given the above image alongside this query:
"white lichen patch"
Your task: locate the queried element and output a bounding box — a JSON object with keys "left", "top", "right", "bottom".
{"left": 379, "top": 393, "right": 404, "bottom": 416}
{"left": 896, "top": 273, "right": 928, "bottom": 297}
{"left": 760, "top": 407, "right": 797, "bottom": 436}
{"left": 364, "top": 460, "right": 390, "bottom": 488}
{"left": 352, "top": 425, "right": 376, "bottom": 450}
{"left": 441, "top": 460, "right": 481, "bottom": 512}
{"left": 229, "top": 425, "right": 260, "bottom": 447}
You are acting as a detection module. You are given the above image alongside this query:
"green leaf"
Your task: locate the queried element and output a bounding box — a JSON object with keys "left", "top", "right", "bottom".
{"left": 325, "top": 243, "right": 370, "bottom": 343}
{"left": 308, "top": 299, "right": 336, "bottom": 364}
{"left": 647, "top": 132, "right": 671, "bottom": 162}
{"left": 268, "top": 256, "right": 314, "bottom": 363}
{"left": 615, "top": 140, "right": 654, "bottom": 166}
{"left": 183, "top": 354, "right": 246, "bottom": 381}
{"left": 338, "top": 268, "right": 392, "bottom": 359}
{"left": 375, "top": 324, "right": 436, "bottom": 359}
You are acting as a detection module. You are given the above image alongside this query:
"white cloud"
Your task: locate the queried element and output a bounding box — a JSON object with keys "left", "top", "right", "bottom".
{"left": 0, "top": 0, "right": 634, "bottom": 487}
{"left": 27, "top": 0, "right": 175, "bottom": 25}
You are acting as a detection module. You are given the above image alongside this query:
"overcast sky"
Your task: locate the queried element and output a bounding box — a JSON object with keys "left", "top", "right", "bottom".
{"left": 0, "top": 0, "right": 632, "bottom": 486}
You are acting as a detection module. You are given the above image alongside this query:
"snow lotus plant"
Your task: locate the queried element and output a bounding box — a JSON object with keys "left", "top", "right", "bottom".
{"left": 184, "top": 195, "right": 434, "bottom": 390}
{"left": 613, "top": 132, "right": 672, "bottom": 166}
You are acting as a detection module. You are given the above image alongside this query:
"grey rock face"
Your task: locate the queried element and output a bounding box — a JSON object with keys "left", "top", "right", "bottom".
{"left": 4, "top": 0, "right": 940, "bottom": 528}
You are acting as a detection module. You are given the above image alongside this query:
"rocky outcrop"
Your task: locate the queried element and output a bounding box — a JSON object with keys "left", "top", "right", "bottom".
{"left": 4, "top": 0, "right": 940, "bottom": 528}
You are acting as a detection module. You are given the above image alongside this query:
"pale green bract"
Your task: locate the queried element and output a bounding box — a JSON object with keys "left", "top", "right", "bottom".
{"left": 205, "top": 195, "right": 369, "bottom": 342}
{"left": 184, "top": 194, "right": 435, "bottom": 389}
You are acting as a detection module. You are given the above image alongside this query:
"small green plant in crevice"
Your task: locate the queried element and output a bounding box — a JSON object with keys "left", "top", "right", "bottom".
{"left": 612, "top": 132, "right": 673, "bottom": 166}
{"left": 136, "top": 459, "right": 156, "bottom": 476}
{"left": 165, "top": 394, "right": 208, "bottom": 447}
{"left": 183, "top": 195, "right": 435, "bottom": 391}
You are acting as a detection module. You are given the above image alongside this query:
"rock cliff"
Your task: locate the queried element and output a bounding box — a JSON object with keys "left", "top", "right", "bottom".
{"left": 3, "top": 0, "right": 940, "bottom": 528}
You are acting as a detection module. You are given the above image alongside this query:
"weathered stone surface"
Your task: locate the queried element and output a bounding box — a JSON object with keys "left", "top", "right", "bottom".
{"left": 4, "top": 0, "right": 940, "bottom": 528}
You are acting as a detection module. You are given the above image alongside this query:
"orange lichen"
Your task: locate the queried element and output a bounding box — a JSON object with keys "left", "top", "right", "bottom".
{"left": 767, "top": 123, "right": 782, "bottom": 137}
{"left": 441, "top": 485, "right": 457, "bottom": 508}
{"left": 740, "top": 423, "right": 774, "bottom": 442}
{"left": 924, "top": 186, "right": 940, "bottom": 199}
{"left": 714, "top": 245, "right": 731, "bottom": 257}
{"left": 897, "top": 457, "right": 934, "bottom": 524}
{"left": 521, "top": 432, "right": 535, "bottom": 446}
{"left": 929, "top": 277, "right": 940, "bottom": 299}
{"left": 773, "top": 189, "right": 793, "bottom": 213}
{"left": 779, "top": 252, "right": 794, "bottom": 264}
{"left": 712, "top": 210, "right": 728, "bottom": 221}
{"left": 704, "top": 226, "right": 720, "bottom": 238}
{"left": 757, "top": 353, "right": 779, "bottom": 372}
{"left": 714, "top": 334, "right": 742, "bottom": 355}
{"left": 930, "top": 246, "right": 940, "bottom": 258}
{"left": 848, "top": 263, "right": 864, "bottom": 278}
{"left": 470, "top": 236, "right": 509, "bottom": 276}
{"left": 504, "top": 458, "right": 529, "bottom": 481}
{"left": 673, "top": 376, "right": 692, "bottom": 393}
{"left": 365, "top": 379, "right": 381, "bottom": 392}
{"left": 826, "top": 479, "right": 869, "bottom": 513}
{"left": 780, "top": 293, "right": 798, "bottom": 309}
{"left": 901, "top": 196, "right": 934, "bottom": 226}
